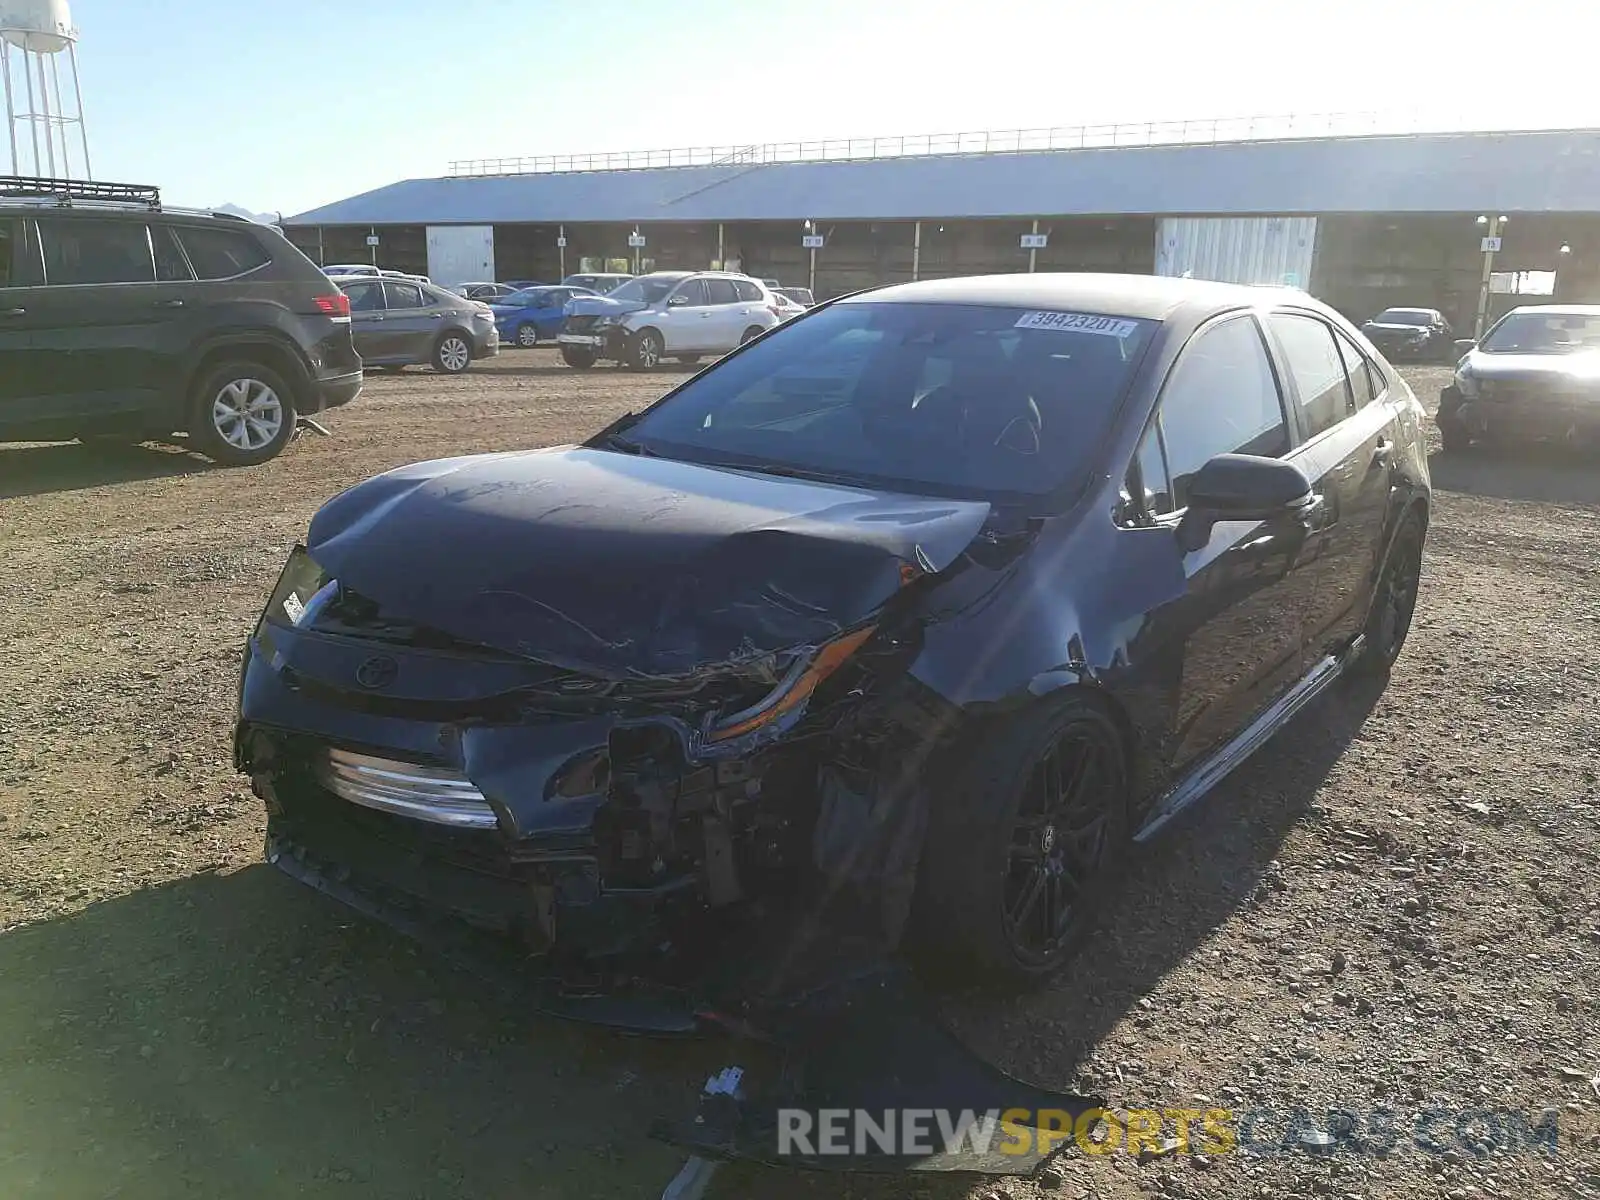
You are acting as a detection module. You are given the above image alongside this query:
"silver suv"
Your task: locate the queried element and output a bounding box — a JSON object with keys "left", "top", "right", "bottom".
{"left": 557, "top": 271, "right": 783, "bottom": 370}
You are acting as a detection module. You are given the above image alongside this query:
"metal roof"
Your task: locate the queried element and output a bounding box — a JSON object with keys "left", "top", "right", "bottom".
{"left": 287, "top": 130, "right": 1600, "bottom": 227}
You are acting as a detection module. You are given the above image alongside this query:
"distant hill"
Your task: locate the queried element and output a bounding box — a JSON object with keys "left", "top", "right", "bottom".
{"left": 212, "top": 203, "right": 280, "bottom": 224}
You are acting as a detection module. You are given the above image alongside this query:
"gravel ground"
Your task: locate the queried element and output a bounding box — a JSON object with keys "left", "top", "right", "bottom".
{"left": 0, "top": 354, "right": 1597, "bottom": 1200}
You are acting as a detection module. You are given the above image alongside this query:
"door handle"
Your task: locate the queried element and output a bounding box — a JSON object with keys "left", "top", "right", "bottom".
{"left": 154, "top": 298, "right": 185, "bottom": 309}
{"left": 1296, "top": 492, "right": 1329, "bottom": 531}
{"left": 0, "top": 307, "right": 24, "bottom": 316}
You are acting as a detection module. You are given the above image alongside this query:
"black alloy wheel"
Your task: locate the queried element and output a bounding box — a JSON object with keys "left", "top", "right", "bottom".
{"left": 916, "top": 697, "right": 1129, "bottom": 985}
{"left": 1000, "top": 725, "right": 1123, "bottom": 970}
{"left": 1358, "top": 512, "right": 1425, "bottom": 674}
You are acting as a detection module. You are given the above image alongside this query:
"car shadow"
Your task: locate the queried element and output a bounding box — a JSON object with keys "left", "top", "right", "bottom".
{"left": 0, "top": 864, "right": 749, "bottom": 1199}
{"left": 0, "top": 440, "right": 216, "bottom": 501}
{"left": 935, "top": 673, "right": 1387, "bottom": 1102}
{"left": 1428, "top": 445, "right": 1600, "bottom": 507}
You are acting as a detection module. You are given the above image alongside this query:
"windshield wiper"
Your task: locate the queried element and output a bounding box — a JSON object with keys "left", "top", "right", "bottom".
{"left": 602, "top": 432, "right": 655, "bottom": 456}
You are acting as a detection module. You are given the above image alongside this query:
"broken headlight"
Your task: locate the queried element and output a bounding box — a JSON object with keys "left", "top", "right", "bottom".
{"left": 257, "top": 545, "right": 337, "bottom": 634}
{"left": 704, "top": 624, "right": 877, "bottom": 743}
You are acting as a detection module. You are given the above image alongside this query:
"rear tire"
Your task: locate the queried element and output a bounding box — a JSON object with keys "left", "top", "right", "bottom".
{"left": 629, "top": 329, "right": 663, "bottom": 371}
{"left": 1355, "top": 510, "right": 1425, "bottom": 676}
{"left": 187, "top": 360, "right": 298, "bottom": 467}
{"left": 914, "top": 696, "right": 1129, "bottom": 987}
{"left": 561, "top": 346, "right": 597, "bottom": 369}
{"left": 516, "top": 324, "right": 540, "bottom": 348}
{"left": 1438, "top": 417, "right": 1471, "bottom": 453}
{"left": 432, "top": 332, "right": 473, "bottom": 374}
{"left": 739, "top": 326, "right": 764, "bottom": 346}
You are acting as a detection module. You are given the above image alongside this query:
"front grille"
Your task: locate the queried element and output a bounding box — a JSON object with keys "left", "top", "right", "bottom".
{"left": 319, "top": 747, "right": 499, "bottom": 829}
{"left": 565, "top": 315, "right": 599, "bottom": 335}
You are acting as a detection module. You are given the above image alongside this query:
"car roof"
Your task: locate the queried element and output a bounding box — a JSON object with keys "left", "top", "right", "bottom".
{"left": 848, "top": 272, "right": 1315, "bottom": 322}
{"left": 1501, "top": 304, "right": 1600, "bottom": 316}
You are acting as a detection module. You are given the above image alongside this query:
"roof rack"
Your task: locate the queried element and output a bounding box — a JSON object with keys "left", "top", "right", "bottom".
{"left": 0, "top": 176, "right": 162, "bottom": 210}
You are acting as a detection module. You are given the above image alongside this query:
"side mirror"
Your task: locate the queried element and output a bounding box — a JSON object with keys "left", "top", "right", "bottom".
{"left": 1176, "top": 453, "right": 1314, "bottom": 553}
{"left": 1453, "top": 338, "right": 1477, "bottom": 355}
{"left": 667, "top": 294, "right": 689, "bottom": 307}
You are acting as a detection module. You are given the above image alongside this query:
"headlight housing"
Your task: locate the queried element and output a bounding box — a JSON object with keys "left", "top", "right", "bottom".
{"left": 703, "top": 625, "right": 877, "bottom": 743}
{"left": 1455, "top": 366, "right": 1479, "bottom": 398}
{"left": 257, "top": 545, "right": 336, "bottom": 635}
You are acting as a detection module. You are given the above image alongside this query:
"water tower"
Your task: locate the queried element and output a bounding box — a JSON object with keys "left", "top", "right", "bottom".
{"left": 0, "top": 0, "right": 91, "bottom": 179}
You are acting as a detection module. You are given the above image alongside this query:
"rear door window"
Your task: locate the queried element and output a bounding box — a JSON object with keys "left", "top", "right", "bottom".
{"left": 733, "top": 279, "right": 763, "bottom": 301}
{"left": 2, "top": 221, "right": 43, "bottom": 286}
{"left": 174, "top": 225, "right": 270, "bottom": 280}
{"left": 704, "top": 278, "right": 739, "bottom": 305}
{"left": 1333, "top": 327, "right": 1382, "bottom": 408}
{"left": 1268, "top": 313, "right": 1354, "bottom": 438}
{"left": 151, "top": 225, "right": 194, "bottom": 282}
{"left": 39, "top": 217, "right": 156, "bottom": 285}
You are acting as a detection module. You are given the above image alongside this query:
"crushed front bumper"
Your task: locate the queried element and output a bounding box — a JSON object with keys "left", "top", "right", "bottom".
{"left": 1448, "top": 384, "right": 1600, "bottom": 443}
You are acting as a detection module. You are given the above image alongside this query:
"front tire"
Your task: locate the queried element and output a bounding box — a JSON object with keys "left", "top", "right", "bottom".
{"left": 561, "top": 346, "right": 597, "bottom": 369}
{"left": 188, "top": 360, "right": 297, "bottom": 467}
{"left": 515, "top": 324, "right": 540, "bottom": 348}
{"left": 432, "top": 332, "right": 473, "bottom": 374}
{"left": 1437, "top": 416, "right": 1471, "bottom": 453}
{"left": 915, "top": 696, "right": 1129, "bottom": 985}
{"left": 1355, "top": 510, "right": 1425, "bottom": 676}
{"left": 629, "top": 329, "right": 663, "bottom": 371}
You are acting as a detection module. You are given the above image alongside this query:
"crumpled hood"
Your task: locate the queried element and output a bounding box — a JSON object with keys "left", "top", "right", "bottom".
{"left": 305, "top": 448, "right": 991, "bottom": 677}
{"left": 1464, "top": 348, "right": 1600, "bottom": 385}
{"left": 566, "top": 295, "right": 647, "bottom": 318}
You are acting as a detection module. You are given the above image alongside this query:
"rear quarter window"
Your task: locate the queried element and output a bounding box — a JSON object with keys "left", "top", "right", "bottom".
{"left": 175, "top": 225, "right": 271, "bottom": 280}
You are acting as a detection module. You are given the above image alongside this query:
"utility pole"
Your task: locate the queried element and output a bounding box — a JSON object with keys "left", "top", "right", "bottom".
{"left": 1029, "top": 218, "right": 1040, "bottom": 273}
{"left": 911, "top": 221, "right": 921, "bottom": 282}
{"left": 1474, "top": 214, "right": 1507, "bottom": 339}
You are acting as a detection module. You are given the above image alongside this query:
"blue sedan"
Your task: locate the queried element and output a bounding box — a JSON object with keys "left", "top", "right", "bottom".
{"left": 491, "top": 285, "right": 598, "bottom": 348}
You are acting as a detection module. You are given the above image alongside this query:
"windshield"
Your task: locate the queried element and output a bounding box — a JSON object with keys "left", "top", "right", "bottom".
{"left": 500, "top": 288, "right": 548, "bottom": 306}
{"left": 616, "top": 301, "right": 1156, "bottom": 501}
{"left": 1481, "top": 312, "right": 1600, "bottom": 354}
{"left": 606, "top": 276, "right": 679, "bottom": 305}
{"left": 1375, "top": 308, "right": 1432, "bottom": 326}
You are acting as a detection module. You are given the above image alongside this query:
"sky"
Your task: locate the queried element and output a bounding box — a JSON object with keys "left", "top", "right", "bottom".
{"left": 37, "top": 0, "right": 1600, "bottom": 217}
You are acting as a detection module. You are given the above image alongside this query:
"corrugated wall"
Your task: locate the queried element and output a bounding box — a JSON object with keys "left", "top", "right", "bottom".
{"left": 1155, "top": 217, "right": 1318, "bottom": 287}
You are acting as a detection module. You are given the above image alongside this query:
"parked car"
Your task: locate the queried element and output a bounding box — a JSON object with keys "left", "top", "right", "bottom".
{"left": 236, "top": 273, "right": 1429, "bottom": 996}
{"left": 0, "top": 175, "right": 361, "bottom": 466}
{"left": 557, "top": 271, "right": 781, "bottom": 369}
{"left": 1360, "top": 307, "right": 1454, "bottom": 362}
{"left": 490, "top": 284, "right": 598, "bottom": 347}
{"left": 776, "top": 286, "right": 815, "bottom": 308}
{"left": 503, "top": 278, "right": 547, "bottom": 290}
{"left": 770, "top": 290, "right": 807, "bottom": 322}
{"left": 322, "top": 263, "right": 379, "bottom": 277}
{"left": 561, "top": 272, "right": 632, "bottom": 294}
{"left": 1436, "top": 303, "right": 1600, "bottom": 452}
{"left": 453, "top": 281, "right": 518, "bottom": 302}
{"left": 337, "top": 276, "right": 499, "bottom": 374}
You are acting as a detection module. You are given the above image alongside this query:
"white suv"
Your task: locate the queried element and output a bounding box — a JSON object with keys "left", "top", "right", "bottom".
{"left": 557, "top": 271, "right": 783, "bottom": 370}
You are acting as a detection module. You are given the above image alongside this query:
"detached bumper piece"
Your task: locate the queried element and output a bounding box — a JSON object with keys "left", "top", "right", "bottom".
{"left": 320, "top": 748, "right": 499, "bottom": 829}
{"left": 653, "top": 969, "right": 1104, "bottom": 1176}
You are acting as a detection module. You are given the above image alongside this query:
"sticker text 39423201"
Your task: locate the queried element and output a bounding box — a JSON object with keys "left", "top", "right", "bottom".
{"left": 1014, "top": 311, "right": 1139, "bottom": 338}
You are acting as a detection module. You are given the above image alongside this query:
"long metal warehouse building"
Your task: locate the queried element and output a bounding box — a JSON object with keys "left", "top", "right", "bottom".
{"left": 284, "top": 124, "right": 1600, "bottom": 328}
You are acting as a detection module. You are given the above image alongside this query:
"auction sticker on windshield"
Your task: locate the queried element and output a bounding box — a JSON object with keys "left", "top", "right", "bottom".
{"left": 1015, "top": 311, "right": 1139, "bottom": 337}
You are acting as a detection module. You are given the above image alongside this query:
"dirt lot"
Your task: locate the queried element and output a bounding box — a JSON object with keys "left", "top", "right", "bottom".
{"left": 1, "top": 354, "right": 1598, "bottom": 1200}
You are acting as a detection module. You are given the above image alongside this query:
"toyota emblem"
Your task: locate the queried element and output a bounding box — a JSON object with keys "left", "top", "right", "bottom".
{"left": 355, "top": 655, "right": 399, "bottom": 689}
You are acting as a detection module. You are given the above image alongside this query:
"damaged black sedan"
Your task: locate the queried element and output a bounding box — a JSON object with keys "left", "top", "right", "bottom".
{"left": 236, "top": 274, "right": 1431, "bottom": 1002}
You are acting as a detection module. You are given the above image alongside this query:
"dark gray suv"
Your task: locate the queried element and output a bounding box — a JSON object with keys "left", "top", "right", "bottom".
{"left": 0, "top": 176, "right": 363, "bottom": 466}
